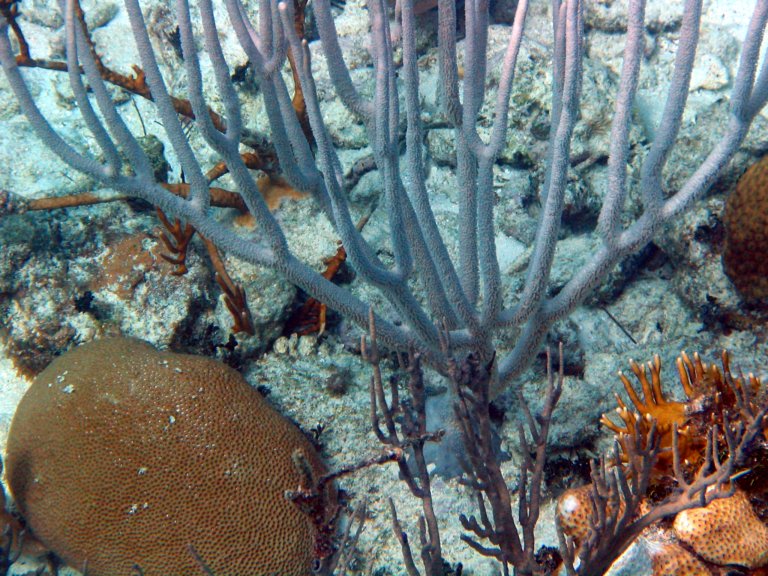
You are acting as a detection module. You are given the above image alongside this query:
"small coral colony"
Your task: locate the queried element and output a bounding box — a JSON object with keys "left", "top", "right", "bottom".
{"left": 559, "top": 351, "right": 768, "bottom": 573}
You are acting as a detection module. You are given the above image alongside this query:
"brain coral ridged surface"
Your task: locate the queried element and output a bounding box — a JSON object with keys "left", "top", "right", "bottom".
{"left": 5, "top": 337, "right": 331, "bottom": 575}
{"left": 723, "top": 155, "right": 768, "bottom": 301}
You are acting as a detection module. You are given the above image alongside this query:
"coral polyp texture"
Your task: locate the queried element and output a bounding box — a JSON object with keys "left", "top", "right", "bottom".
{"left": 644, "top": 538, "right": 710, "bottom": 576}
{"left": 723, "top": 154, "right": 768, "bottom": 302}
{"left": 5, "top": 337, "right": 333, "bottom": 575}
{"left": 673, "top": 488, "right": 768, "bottom": 568}
{"left": 558, "top": 483, "right": 768, "bottom": 573}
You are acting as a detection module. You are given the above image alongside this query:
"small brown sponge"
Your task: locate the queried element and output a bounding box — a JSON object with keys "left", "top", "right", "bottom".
{"left": 723, "top": 155, "right": 768, "bottom": 301}
{"left": 5, "top": 337, "right": 333, "bottom": 575}
{"left": 673, "top": 489, "right": 768, "bottom": 568}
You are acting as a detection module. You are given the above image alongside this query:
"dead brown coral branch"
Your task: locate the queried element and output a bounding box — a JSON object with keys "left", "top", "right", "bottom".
{"left": 0, "top": 0, "right": 67, "bottom": 71}
{"left": 285, "top": 213, "right": 370, "bottom": 337}
{"left": 6, "top": 184, "right": 249, "bottom": 214}
{"left": 0, "top": 0, "right": 280, "bottom": 152}
{"left": 284, "top": 450, "right": 341, "bottom": 567}
{"left": 201, "top": 237, "right": 254, "bottom": 336}
{"left": 4, "top": 157, "right": 304, "bottom": 215}
{"left": 156, "top": 207, "right": 196, "bottom": 276}
{"left": 284, "top": 242, "right": 346, "bottom": 336}
{"left": 287, "top": 0, "right": 313, "bottom": 144}
{"left": 205, "top": 152, "right": 274, "bottom": 185}
{"left": 1, "top": 0, "right": 277, "bottom": 164}
{"left": 2, "top": 190, "right": 133, "bottom": 213}
{"left": 161, "top": 183, "right": 250, "bottom": 214}
{"left": 361, "top": 309, "right": 446, "bottom": 576}
{"left": 454, "top": 345, "right": 563, "bottom": 575}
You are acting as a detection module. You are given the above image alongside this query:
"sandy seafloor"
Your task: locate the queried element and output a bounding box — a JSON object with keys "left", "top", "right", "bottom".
{"left": 0, "top": 0, "right": 766, "bottom": 574}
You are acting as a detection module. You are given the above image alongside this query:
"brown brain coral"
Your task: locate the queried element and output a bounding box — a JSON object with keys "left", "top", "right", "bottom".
{"left": 723, "top": 154, "right": 768, "bottom": 301}
{"left": 5, "top": 337, "right": 334, "bottom": 576}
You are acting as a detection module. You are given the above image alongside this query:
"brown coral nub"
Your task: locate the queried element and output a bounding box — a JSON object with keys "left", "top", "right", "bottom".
{"left": 556, "top": 484, "right": 594, "bottom": 545}
{"left": 5, "top": 337, "right": 334, "bottom": 576}
{"left": 723, "top": 154, "right": 768, "bottom": 301}
{"left": 673, "top": 489, "right": 768, "bottom": 569}
{"left": 556, "top": 483, "right": 625, "bottom": 547}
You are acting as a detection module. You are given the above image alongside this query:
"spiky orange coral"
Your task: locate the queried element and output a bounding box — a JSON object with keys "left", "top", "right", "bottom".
{"left": 601, "top": 350, "right": 764, "bottom": 477}
{"left": 600, "top": 355, "right": 692, "bottom": 471}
